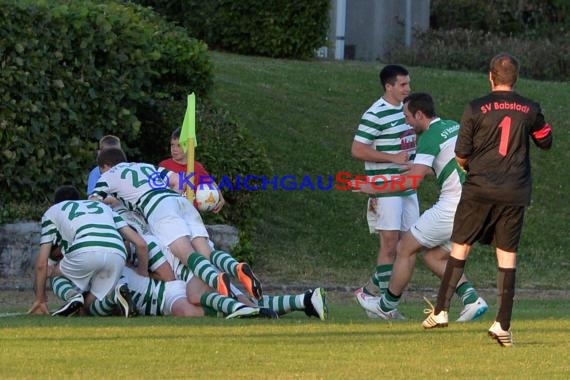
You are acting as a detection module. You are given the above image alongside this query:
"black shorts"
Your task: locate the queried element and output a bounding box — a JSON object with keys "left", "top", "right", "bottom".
{"left": 451, "top": 199, "right": 526, "bottom": 252}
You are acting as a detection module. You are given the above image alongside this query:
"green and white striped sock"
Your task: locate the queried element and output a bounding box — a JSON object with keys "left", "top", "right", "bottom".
{"left": 374, "top": 264, "right": 393, "bottom": 295}
{"left": 456, "top": 281, "right": 479, "bottom": 305}
{"left": 210, "top": 250, "right": 239, "bottom": 277}
{"left": 200, "top": 292, "right": 242, "bottom": 315}
{"left": 89, "top": 294, "right": 116, "bottom": 316}
{"left": 50, "top": 276, "right": 80, "bottom": 302}
{"left": 379, "top": 289, "right": 401, "bottom": 312}
{"left": 258, "top": 294, "right": 304, "bottom": 315}
{"left": 187, "top": 252, "right": 221, "bottom": 289}
{"left": 363, "top": 278, "right": 381, "bottom": 296}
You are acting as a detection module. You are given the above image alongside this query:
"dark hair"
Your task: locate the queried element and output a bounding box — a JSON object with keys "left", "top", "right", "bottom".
{"left": 379, "top": 64, "right": 409, "bottom": 90}
{"left": 171, "top": 127, "right": 181, "bottom": 140}
{"left": 54, "top": 185, "right": 80, "bottom": 203}
{"left": 97, "top": 147, "right": 127, "bottom": 168}
{"left": 404, "top": 92, "right": 436, "bottom": 118}
{"left": 99, "top": 135, "right": 121, "bottom": 149}
{"left": 490, "top": 53, "right": 519, "bottom": 87}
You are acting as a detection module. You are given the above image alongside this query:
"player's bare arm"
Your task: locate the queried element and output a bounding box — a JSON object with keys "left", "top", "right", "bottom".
{"left": 211, "top": 183, "right": 225, "bottom": 213}
{"left": 28, "top": 243, "right": 52, "bottom": 315}
{"left": 120, "top": 226, "right": 150, "bottom": 277}
{"left": 358, "top": 163, "right": 430, "bottom": 195}
{"left": 351, "top": 141, "right": 409, "bottom": 164}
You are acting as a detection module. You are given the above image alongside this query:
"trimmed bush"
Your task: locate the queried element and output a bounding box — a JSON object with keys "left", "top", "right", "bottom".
{"left": 385, "top": 28, "right": 570, "bottom": 81}
{"left": 385, "top": 0, "right": 569, "bottom": 82}
{"left": 131, "top": 0, "right": 330, "bottom": 59}
{"left": 0, "top": 0, "right": 271, "bottom": 233}
{"left": 430, "top": 0, "right": 569, "bottom": 38}
{"left": 0, "top": 0, "right": 212, "bottom": 208}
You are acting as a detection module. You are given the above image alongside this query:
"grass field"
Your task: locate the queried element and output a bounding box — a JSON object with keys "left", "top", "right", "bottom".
{"left": 3, "top": 52, "right": 569, "bottom": 379}
{"left": 1, "top": 297, "right": 569, "bottom": 379}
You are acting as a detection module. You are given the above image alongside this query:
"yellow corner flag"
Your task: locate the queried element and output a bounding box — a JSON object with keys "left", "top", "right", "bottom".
{"left": 180, "top": 93, "right": 197, "bottom": 201}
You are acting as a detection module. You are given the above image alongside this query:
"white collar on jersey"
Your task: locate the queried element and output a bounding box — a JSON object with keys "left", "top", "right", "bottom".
{"left": 427, "top": 117, "right": 442, "bottom": 129}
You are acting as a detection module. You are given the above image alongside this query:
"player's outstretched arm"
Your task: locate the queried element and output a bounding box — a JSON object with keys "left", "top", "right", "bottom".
{"left": 29, "top": 244, "right": 51, "bottom": 315}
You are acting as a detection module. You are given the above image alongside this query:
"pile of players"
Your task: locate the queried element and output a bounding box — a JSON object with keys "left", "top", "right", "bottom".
{"left": 29, "top": 136, "right": 328, "bottom": 322}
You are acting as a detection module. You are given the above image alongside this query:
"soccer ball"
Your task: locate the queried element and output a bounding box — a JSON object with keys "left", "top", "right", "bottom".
{"left": 194, "top": 183, "right": 220, "bottom": 212}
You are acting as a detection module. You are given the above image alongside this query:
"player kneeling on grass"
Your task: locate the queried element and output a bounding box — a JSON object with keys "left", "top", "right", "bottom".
{"left": 28, "top": 185, "right": 149, "bottom": 318}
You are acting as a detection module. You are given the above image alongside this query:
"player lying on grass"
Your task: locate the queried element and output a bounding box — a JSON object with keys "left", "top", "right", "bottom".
{"left": 50, "top": 256, "right": 327, "bottom": 319}
{"left": 116, "top": 206, "right": 328, "bottom": 320}
{"left": 90, "top": 148, "right": 263, "bottom": 301}
{"left": 50, "top": 223, "right": 328, "bottom": 320}
{"left": 356, "top": 93, "right": 487, "bottom": 321}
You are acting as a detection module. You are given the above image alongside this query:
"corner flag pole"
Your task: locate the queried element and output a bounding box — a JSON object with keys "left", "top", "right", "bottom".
{"left": 180, "top": 93, "right": 197, "bottom": 201}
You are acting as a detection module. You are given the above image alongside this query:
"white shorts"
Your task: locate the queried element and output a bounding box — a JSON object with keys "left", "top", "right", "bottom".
{"left": 59, "top": 250, "right": 125, "bottom": 300}
{"left": 148, "top": 197, "right": 209, "bottom": 247}
{"left": 367, "top": 194, "right": 419, "bottom": 233}
{"left": 410, "top": 198, "right": 459, "bottom": 251}
{"left": 162, "top": 280, "right": 188, "bottom": 316}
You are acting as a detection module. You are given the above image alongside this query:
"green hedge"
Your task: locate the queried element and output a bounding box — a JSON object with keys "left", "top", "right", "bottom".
{"left": 385, "top": 28, "right": 570, "bottom": 81}
{"left": 430, "top": 0, "right": 569, "bottom": 38}
{"left": 0, "top": 0, "right": 212, "bottom": 207}
{"left": 131, "top": 0, "right": 330, "bottom": 59}
{"left": 385, "top": 0, "right": 569, "bottom": 81}
{"left": 0, "top": 0, "right": 271, "bottom": 234}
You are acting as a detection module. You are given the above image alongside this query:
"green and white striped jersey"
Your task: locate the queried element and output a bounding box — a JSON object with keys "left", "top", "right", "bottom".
{"left": 40, "top": 200, "right": 127, "bottom": 258}
{"left": 125, "top": 233, "right": 168, "bottom": 272}
{"left": 121, "top": 266, "right": 178, "bottom": 316}
{"left": 92, "top": 162, "right": 180, "bottom": 219}
{"left": 414, "top": 118, "right": 464, "bottom": 201}
{"left": 114, "top": 203, "right": 149, "bottom": 235}
{"left": 354, "top": 97, "right": 416, "bottom": 197}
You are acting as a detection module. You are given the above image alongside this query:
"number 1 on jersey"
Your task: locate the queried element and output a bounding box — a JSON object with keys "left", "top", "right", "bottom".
{"left": 498, "top": 116, "right": 511, "bottom": 156}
